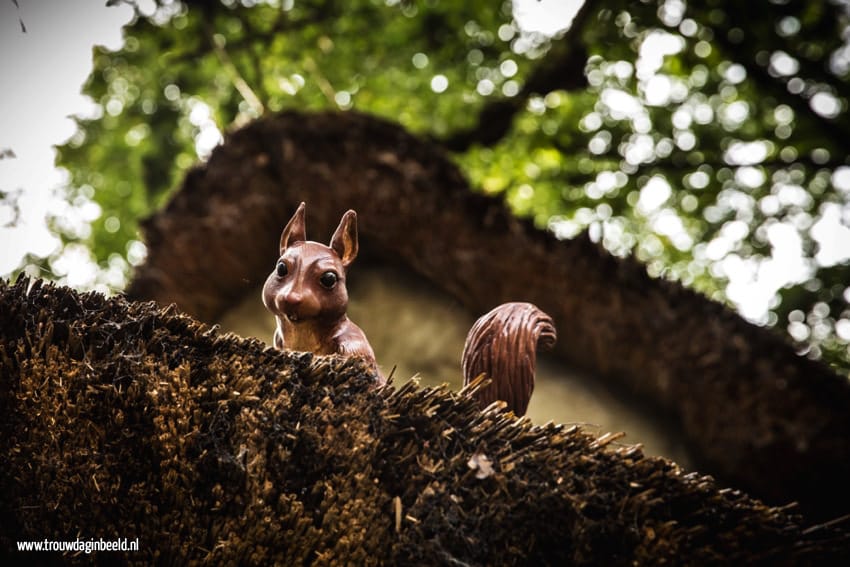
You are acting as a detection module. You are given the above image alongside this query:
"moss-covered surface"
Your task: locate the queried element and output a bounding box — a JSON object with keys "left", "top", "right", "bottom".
{"left": 1, "top": 277, "right": 847, "bottom": 564}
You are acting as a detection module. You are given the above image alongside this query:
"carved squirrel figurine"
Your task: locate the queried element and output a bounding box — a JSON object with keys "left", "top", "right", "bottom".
{"left": 263, "top": 202, "right": 556, "bottom": 413}
{"left": 262, "top": 202, "right": 382, "bottom": 383}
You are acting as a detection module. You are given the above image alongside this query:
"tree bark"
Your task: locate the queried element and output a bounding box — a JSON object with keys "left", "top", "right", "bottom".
{"left": 2, "top": 277, "right": 848, "bottom": 564}
{"left": 126, "top": 110, "right": 850, "bottom": 520}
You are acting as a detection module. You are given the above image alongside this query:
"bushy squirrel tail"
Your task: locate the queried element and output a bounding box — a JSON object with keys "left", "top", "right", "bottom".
{"left": 461, "top": 302, "right": 557, "bottom": 416}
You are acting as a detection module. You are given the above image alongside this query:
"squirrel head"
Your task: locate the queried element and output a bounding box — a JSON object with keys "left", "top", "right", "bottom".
{"left": 262, "top": 202, "right": 358, "bottom": 326}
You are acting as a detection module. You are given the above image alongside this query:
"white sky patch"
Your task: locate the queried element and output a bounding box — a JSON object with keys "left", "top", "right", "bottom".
{"left": 723, "top": 63, "right": 747, "bottom": 84}
{"left": 775, "top": 183, "right": 811, "bottom": 208}
{"left": 188, "top": 99, "right": 224, "bottom": 158}
{"left": 652, "top": 208, "right": 693, "bottom": 251}
{"left": 637, "top": 176, "right": 672, "bottom": 215}
{"left": 720, "top": 100, "right": 749, "bottom": 128}
{"left": 725, "top": 140, "right": 770, "bottom": 166}
{"left": 624, "top": 133, "right": 656, "bottom": 165}
{"left": 769, "top": 50, "right": 799, "bottom": 77}
{"left": 601, "top": 88, "right": 644, "bottom": 119}
{"left": 0, "top": 1, "right": 134, "bottom": 278}
{"left": 723, "top": 221, "right": 814, "bottom": 323}
{"left": 430, "top": 74, "right": 449, "bottom": 93}
{"left": 832, "top": 166, "right": 850, "bottom": 194}
{"left": 512, "top": 0, "right": 584, "bottom": 37}
{"left": 725, "top": 268, "right": 780, "bottom": 322}
{"left": 810, "top": 91, "right": 842, "bottom": 119}
{"left": 688, "top": 170, "right": 710, "bottom": 189}
{"left": 50, "top": 243, "right": 102, "bottom": 289}
{"left": 693, "top": 102, "right": 713, "bottom": 124}
{"left": 811, "top": 203, "right": 850, "bottom": 266}
{"left": 705, "top": 236, "right": 732, "bottom": 262}
{"left": 765, "top": 222, "right": 809, "bottom": 275}
{"left": 735, "top": 166, "right": 766, "bottom": 189}
{"left": 636, "top": 31, "right": 685, "bottom": 80}
{"left": 643, "top": 74, "right": 672, "bottom": 106}
{"left": 632, "top": 30, "right": 686, "bottom": 112}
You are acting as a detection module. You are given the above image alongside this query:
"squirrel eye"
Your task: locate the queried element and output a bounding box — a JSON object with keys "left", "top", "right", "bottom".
{"left": 276, "top": 261, "right": 288, "bottom": 277}
{"left": 319, "top": 271, "right": 338, "bottom": 289}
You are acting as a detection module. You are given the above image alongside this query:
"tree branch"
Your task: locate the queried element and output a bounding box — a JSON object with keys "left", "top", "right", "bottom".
{"left": 436, "top": 0, "right": 598, "bottom": 152}
{"left": 127, "top": 110, "right": 850, "bottom": 520}
{"left": 709, "top": 7, "right": 850, "bottom": 157}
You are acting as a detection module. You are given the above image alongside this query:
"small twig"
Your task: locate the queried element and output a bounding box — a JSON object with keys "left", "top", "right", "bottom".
{"left": 10, "top": 0, "right": 26, "bottom": 32}
{"left": 302, "top": 56, "right": 337, "bottom": 105}
{"left": 204, "top": 20, "right": 265, "bottom": 116}
{"left": 393, "top": 495, "right": 402, "bottom": 533}
{"left": 801, "top": 512, "right": 850, "bottom": 535}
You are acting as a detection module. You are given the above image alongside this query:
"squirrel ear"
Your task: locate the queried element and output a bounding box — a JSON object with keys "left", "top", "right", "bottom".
{"left": 330, "top": 210, "right": 358, "bottom": 268}
{"left": 280, "top": 202, "right": 307, "bottom": 253}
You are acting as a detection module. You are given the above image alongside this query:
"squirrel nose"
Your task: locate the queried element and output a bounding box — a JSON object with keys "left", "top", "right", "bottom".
{"left": 281, "top": 292, "right": 305, "bottom": 320}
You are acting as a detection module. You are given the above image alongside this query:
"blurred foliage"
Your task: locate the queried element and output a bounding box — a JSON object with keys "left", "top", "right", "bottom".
{"left": 20, "top": 0, "right": 850, "bottom": 372}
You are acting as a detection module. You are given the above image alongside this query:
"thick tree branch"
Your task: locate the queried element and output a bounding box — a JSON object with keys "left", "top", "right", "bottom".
{"left": 436, "top": 0, "right": 598, "bottom": 152}
{"left": 127, "top": 110, "right": 850, "bottom": 520}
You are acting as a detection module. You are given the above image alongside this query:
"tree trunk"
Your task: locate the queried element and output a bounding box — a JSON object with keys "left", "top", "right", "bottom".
{"left": 2, "top": 277, "right": 848, "bottom": 564}
{"left": 126, "top": 110, "right": 850, "bottom": 520}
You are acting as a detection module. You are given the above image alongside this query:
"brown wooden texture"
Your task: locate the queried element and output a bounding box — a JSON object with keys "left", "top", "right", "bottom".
{"left": 462, "top": 302, "right": 557, "bottom": 416}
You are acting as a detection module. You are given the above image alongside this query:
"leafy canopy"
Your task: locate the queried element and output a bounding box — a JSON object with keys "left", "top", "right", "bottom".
{"left": 23, "top": 0, "right": 850, "bottom": 372}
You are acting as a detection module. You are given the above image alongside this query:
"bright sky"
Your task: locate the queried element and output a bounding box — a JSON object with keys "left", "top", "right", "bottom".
{"left": 513, "top": 0, "right": 583, "bottom": 36}
{"left": 0, "top": 0, "right": 846, "bottom": 326}
{"left": 0, "top": 1, "right": 135, "bottom": 284}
